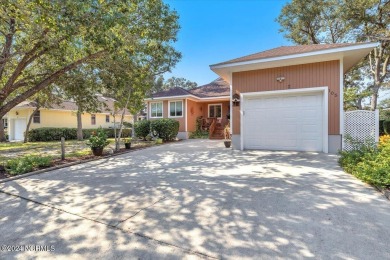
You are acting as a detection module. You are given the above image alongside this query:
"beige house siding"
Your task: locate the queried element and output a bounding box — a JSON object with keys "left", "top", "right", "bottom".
{"left": 7, "top": 107, "right": 132, "bottom": 140}
{"left": 26, "top": 109, "right": 131, "bottom": 129}
{"left": 232, "top": 60, "right": 340, "bottom": 135}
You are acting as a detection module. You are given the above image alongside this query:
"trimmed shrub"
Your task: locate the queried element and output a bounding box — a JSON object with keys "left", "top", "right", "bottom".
{"left": 134, "top": 120, "right": 151, "bottom": 140}
{"left": 27, "top": 127, "right": 131, "bottom": 142}
{"left": 6, "top": 155, "right": 52, "bottom": 175}
{"left": 150, "top": 119, "right": 179, "bottom": 141}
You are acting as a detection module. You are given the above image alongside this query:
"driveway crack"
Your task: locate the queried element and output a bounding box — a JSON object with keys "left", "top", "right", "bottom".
{"left": 113, "top": 196, "right": 167, "bottom": 227}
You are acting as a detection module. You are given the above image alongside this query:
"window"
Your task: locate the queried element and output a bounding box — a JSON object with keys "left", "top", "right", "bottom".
{"left": 105, "top": 115, "right": 110, "bottom": 123}
{"left": 150, "top": 102, "right": 163, "bottom": 118}
{"left": 91, "top": 114, "right": 96, "bottom": 125}
{"left": 169, "top": 101, "right": 183, "bottom": 117}
{"left": 2, "top": 118, "right": 7, "bottom": 128}
{"left": 208, "top": 104, "right": 222, "bottom": 118}
{"left": 33, "top": 110, "right": 40, "bottom": 123}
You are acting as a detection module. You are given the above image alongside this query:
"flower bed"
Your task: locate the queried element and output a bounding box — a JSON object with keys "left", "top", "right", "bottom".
{"left": 339, "top": 135, "right": 390, "bottom": 192}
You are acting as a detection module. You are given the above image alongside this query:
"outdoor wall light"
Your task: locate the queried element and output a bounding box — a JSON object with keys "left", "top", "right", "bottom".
{"left": 232, "top": 93, "right": 240, "bottom": 107}
{"left": 15, "top": 111, "right": 19, "bottom": 116}
{"left": 276, "top": 76, "right": 285, "bottom": 83}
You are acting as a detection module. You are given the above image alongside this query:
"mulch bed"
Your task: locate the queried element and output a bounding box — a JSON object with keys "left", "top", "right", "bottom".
{"left": 0, "top": 146, "right": 151, "bottom": 180}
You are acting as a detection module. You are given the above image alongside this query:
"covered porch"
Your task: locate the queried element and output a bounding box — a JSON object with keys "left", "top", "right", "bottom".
{"left": 186, "top": 99, "right": 230, "bottom": 139}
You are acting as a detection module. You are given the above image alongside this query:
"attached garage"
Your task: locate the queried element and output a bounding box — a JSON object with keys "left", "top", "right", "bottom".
{"left": 210, "top": 42, "right": 378, "bottom": 153}
{"left": 241, "top": 88, "right": 327, "bottom": 152}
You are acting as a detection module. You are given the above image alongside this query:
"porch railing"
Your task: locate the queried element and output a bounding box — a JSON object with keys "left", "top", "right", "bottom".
{"left": 208, "top": 119, "right": 216, "bottom": 139}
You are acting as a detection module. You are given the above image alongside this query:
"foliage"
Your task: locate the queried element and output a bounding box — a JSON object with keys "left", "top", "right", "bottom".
{"left": 195, "top": 116, "right": 203, "bottom": 132}
{"left": 379, "top": 109, "right": 390, "bottom": 120}
{"left": 123, "top": 138, "right": 132, "bottom": 144}
{"left": 339, "top": 136, "right": 390, "bottom": 188}
{"left": 5, "top": 155, "right": 52, "bottom": 175}
{"left": 383, "top": 120, "right": 390, "bottom": 135}
{"left": 224, "top": 124, "right": 231, "bottom": 140}
{"left": 379, "top": 120, "right": 385, "bottom": 136}
{"left": 379, "top": 99, "right": 390, "bottom": 110}
{"left": 134, "top": 120, "right": 151, "bottom": 140}
{"left": 189, "top": 130, "right": 209, "bottom": 139}
{"left": 150, "top": 119, "right": 179, "bottom": 141}
{"left": 163, "top": 77, "right": 197, "bottom": 90}
{"left": 277, "top": 0, "right": 390, "bottom": 110}
{"left": 86, "top": 128, "right": 109, "bottom": 149}
{"left": 379, "top": 135, "right": 390, "bottom": 144}
{"left": 27, "top": 127, "right": 131, "bottom": 142}
{"left": 0, "top": 0, "right": 181, "bottom": 131}
{"left": 343, "top": 134, "right": 377, "bottom": 151}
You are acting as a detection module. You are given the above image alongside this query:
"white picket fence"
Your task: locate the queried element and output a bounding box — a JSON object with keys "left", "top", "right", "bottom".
{"left": 343, "top": 110, "right": 379, "bottom": 151}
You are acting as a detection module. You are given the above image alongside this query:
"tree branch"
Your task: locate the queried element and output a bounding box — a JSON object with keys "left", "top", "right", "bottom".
{"left": 0, "top": 17, "right": 15, "bottom": 80}
{"left": 0, "top": 50, "right": 106, "bottom": 118}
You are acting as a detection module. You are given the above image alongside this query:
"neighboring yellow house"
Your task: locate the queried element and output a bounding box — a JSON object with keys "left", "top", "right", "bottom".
{"left": 6, "top": 96, "right": 132, "bottom": 141}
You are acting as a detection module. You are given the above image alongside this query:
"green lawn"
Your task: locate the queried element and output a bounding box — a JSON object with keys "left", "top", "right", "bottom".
{"left": 0, "top": 138, "right": 155, "bottom": 165}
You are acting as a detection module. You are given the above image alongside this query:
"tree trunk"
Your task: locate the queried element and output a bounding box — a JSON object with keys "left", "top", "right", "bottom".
{"left": 370, "top": 86, "right": 379, "bottom": 111}
{"left": 24, "top": 106, "right": 40, "bottom": 143}
{"left": 113, "top": 112, "right": 117, "bottom": 149}
{"left": 132, "top": 113, "right": 137, "bottom": 138}
{"left": 115, "top": 90, "right": 131, "bottom": 152}
{"left": 0, "top": 118, "right": 5, "bottom": 142}
{"left": 76, "top": 110, "right": 83, "bottom": 140}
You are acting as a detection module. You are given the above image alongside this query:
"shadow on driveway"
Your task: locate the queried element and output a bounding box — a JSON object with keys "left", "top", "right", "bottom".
{"left": 0, "top": 139, "right": 389, "bottom": 259}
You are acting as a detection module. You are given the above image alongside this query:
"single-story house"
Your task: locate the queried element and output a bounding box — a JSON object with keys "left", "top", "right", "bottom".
{"left": 145, "top": 78, "right": 230, "bottom": 140}
{"left": 147, "top": 42, "right": 377, "bottom": 153}
{"left": 6, "top": 96, "right": 133, "bottom": 141}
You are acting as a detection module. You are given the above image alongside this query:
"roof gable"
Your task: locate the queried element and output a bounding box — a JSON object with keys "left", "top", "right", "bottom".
{"left": 149, "top": 78, "right": 230, "bottom": 100}
{"left": 189, "top": 78, "right": 230, "bottom": 98}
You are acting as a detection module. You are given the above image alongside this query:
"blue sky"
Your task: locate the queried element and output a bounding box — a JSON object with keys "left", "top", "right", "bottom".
{"left": 163, "top": 0, "right": 290, "bottom": 86}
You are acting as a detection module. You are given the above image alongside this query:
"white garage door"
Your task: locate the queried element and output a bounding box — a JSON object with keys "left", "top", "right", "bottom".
{"left": 243, "top": 92, "right": 324, "bottom": 152}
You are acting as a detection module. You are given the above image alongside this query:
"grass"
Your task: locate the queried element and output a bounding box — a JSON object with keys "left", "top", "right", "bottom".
{"left": 0, "top": 141, "right": 60, "bottom": 151}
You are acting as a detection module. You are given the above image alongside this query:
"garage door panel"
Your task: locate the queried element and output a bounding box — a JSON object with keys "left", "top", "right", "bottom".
{"left": 243, "top": 92, "right": 323, "bottom": 152}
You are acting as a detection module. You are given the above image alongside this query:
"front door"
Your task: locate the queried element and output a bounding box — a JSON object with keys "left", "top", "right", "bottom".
{"left": 14, "top": 119, "right": 26, "bottom": 140}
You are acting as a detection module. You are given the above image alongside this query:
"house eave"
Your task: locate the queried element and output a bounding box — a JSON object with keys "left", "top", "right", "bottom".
{"left": 210, "top": 42, "right": 378, "bottom": 82}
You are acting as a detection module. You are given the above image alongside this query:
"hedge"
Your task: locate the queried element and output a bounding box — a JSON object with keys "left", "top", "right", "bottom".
{"left": 134, "top": 120, "right": 151, "bottom": 140}
{"left": 27, "top": 127, "right": 131, "bottom": 142}
{"left": 150, "top": 119, "right": 179, "bottom": 141}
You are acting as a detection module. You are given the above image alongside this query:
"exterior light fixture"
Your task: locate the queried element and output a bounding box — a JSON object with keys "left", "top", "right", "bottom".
{"left": 276, "top": 76, "right": 285, "bottom": 83}
{"left": 232, "top": 93, "right": 240, "bottom": 107}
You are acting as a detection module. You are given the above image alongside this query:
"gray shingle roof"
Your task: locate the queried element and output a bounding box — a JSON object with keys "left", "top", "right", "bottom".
{"left": 150, "top": 78, "right": 230, "bottom": 99}
{"left": 151, "top": 87, "right": 192, "bottom": 98}
{"left": 189, "top": 78, "right": 230, "bottom": 98}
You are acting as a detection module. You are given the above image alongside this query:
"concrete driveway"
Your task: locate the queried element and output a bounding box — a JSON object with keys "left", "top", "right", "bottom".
{"left": 0, "top": 140, "right": 389, "bottom": 259}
